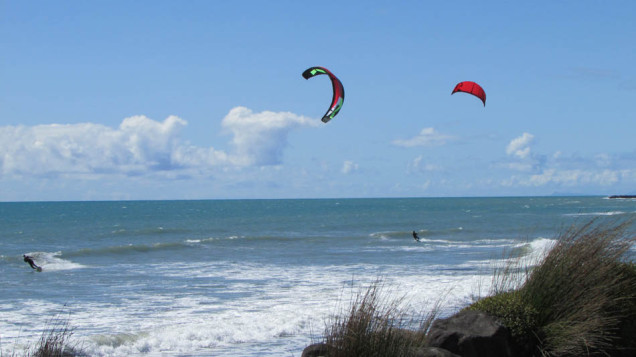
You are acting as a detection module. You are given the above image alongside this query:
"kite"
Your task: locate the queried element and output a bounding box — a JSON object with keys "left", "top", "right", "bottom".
{"left": 451, "top": 81, "right": 486, "bottom": 106}
{"left": 302, "top": 66, "right": 345, "bottom": 123}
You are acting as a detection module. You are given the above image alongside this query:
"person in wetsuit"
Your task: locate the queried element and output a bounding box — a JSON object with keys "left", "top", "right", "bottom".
{"left": 23, "top": 255, "right": 41, "bottom": 270}
{"left": 412, "top": 230, "right": 420, "bottom": 242}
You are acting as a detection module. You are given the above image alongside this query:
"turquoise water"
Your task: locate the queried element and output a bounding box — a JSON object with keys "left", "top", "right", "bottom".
{"left": 1, "top": 197, "right": 634, "bottom": 356}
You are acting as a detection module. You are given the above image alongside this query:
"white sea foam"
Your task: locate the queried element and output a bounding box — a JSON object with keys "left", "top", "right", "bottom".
{"left": 526, "top": 237, "right": 557, "bottom": 255}
{"left": 501, "top": 237, "right": 556, "bottom": 268}
{"left": 369, "top": 231, "right": 395, "bottom": 240}
{"left": 564, "top": 211, "right": 626, "bottom": 217}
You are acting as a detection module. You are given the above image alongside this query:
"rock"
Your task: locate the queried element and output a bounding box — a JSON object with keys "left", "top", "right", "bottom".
{"left": 427, "top": 310, "right": 514, "bottom": 357}
{"left": 412, "top": 346, "right": 461, "bottom": 357}
{"left": 301, "top": 342, "right": 328, "bottom": 357}
{"left": 302, "top": 341, "right": 460, "bottom": 357}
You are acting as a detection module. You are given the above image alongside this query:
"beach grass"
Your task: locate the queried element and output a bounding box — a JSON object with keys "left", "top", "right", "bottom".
{"left": 468, "top": 218, "right": 636, "bottom": 356}
{"left": 320, "top": 280, "right": 439, "bottom": 357}
{"left": 2, "top": 314, "right": 85, "bottom": 357}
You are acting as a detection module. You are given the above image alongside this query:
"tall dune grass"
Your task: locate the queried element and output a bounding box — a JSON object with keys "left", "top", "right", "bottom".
{"left": 470, "top": 219, "right": 636, "bottom": 356}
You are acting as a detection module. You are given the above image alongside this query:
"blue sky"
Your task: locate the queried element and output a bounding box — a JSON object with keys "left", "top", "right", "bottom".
{"left": 1, "top": 0, "right": 635, "bottom": 201}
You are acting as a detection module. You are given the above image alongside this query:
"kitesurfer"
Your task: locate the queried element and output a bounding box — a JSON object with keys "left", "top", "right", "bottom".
{"left": 23, "top": 255, "right": 41, "bottom": 270}
{"left": 412, "top": 231, "right": 420, "bottom": 242}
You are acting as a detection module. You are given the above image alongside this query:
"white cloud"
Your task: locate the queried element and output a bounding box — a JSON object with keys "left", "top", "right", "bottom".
{"left": 341, "top": 160, "right": 359, "bottom": 174}
{"left": 392, "top": 127, "right": 454, "bottom": 147}
{"left": 0, "top": 107, "right": 318, "bottom": 178}
{"left": 0, "top": 116, "right": 194, "bottom": 177}
{"left": 221, "top": 106, "right": 318, "bottom": 166}
{"left": 506, "top": 132, "right": 534, "bottom": 159}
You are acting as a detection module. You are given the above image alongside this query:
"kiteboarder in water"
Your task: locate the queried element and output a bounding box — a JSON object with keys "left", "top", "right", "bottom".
{"left": 23, "top": 255, "right": 41, "bottom": 271}
{"left": 412, "top": 231, "right": 420, "bottom": 242}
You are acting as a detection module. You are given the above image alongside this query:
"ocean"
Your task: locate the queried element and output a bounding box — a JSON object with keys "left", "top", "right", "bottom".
{"left": 1, "top": 197, "right": 635, "bottom": 356}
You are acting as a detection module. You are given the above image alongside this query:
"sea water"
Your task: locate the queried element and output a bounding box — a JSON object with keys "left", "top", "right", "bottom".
{"left": 1, "top": 197, "right": 634, "bottom": 356}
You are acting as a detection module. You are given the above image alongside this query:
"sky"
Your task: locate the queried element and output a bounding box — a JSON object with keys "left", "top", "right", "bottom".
{"left": 1, "top": 0, "right": 635, "bottom": 201}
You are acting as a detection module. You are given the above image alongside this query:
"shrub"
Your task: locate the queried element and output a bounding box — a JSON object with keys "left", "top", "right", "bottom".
{"left": 467, "top": 290, "right": 538, "bottom": 347}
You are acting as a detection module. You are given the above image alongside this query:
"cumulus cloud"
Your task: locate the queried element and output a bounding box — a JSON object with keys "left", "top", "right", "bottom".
{"left": 506, "top": 132, "right": 534, "bottom": 159}
{"left": 0, "top": 107, "right": 318, "bottom": 178}
{"left": 221, "top": 106, "right": 317, "bottom": 165}
{"left": 392, "top": 127, "right": 454, "bottom": 147}
{"left": 0, "top": 116, "right": 195, "bottom": 177}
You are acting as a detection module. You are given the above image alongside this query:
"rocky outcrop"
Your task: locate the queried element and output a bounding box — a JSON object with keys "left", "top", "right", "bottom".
{"left": 427, "top": 310, "right": 515, "bottom": 357}
{"left": 301, "top": 342, "right": 462, "bottom": 357}
{"left": 411, "top": 346, "right": 461, "bottom": 357}
{"left": 301, "top": 343, "right": 328, "bottom": 357}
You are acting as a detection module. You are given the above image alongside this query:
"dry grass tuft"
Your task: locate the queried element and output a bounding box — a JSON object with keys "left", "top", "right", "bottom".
{"left": 322, "top": 280, "right": 440, "bottom": 357}
{"left": 2, "top": 313, "right": 85, "bottom": 357}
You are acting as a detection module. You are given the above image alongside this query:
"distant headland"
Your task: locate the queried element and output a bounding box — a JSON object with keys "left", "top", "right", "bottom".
{"left": 608, "top": 195, "right": 636, "bottom": 199}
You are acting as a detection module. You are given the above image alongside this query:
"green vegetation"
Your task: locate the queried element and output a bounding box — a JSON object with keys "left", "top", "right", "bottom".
{"left": 468, "top": 290, "right": 538, "bottom": 347}
{"left": 467, "top": 219, "right": 636, "bottom": 356}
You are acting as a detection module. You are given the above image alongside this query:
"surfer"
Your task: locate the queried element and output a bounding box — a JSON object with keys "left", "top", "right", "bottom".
{"left": 23, "top": 255, "right": 41, "bottom": 271}
{"left": 412, "top": 230, "right": 420, "bottom": 242}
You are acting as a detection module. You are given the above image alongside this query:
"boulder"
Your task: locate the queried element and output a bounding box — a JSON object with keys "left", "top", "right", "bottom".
{"left": 427, "top": 310, "right": 514, "bottom": 357}
{"left": 301, "top": 342, "right": 328, "bottom": 357}
{"left": 412, "top": 346, "right": 461, "bottom": 357}
{"left": 302, "top": 342, "right": 460, "bottom": 357}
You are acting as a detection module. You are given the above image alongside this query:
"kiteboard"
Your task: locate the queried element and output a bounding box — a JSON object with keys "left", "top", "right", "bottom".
{"left": 36, "top": 267, "right": 42, "bottom": 272}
